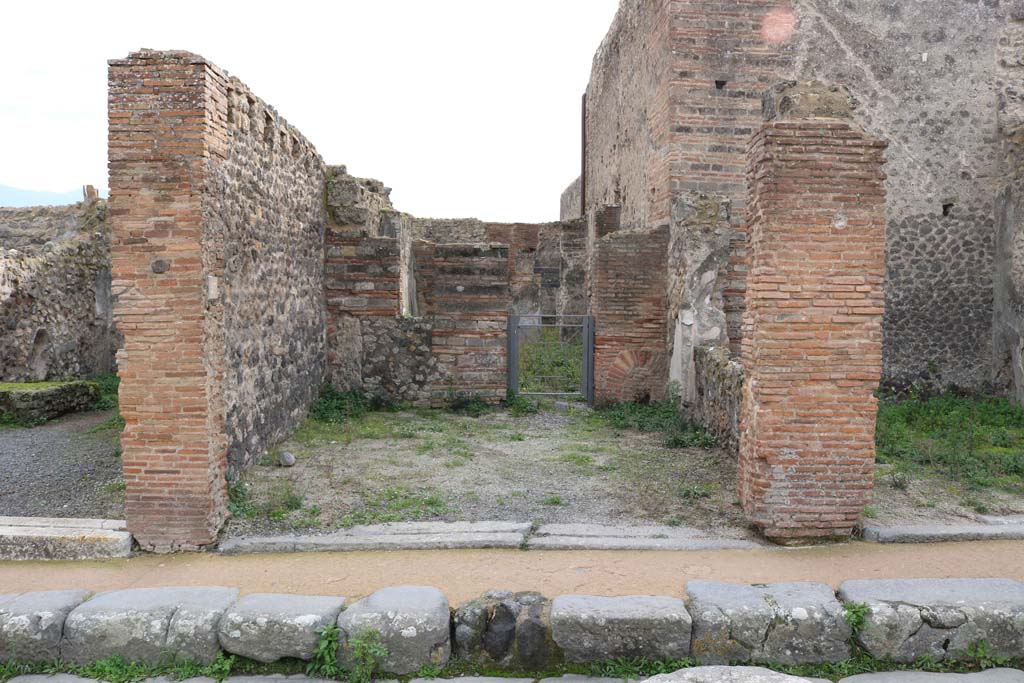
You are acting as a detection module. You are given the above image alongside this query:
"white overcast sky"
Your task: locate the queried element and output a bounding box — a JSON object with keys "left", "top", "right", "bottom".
{"left": 0, "top": 1, "right": 619, "bottom": 222}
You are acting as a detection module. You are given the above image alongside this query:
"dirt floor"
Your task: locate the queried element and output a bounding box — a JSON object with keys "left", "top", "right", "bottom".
{"left": 0, "top": 409, "right": 124, "bottom": 519}
{"left": 3, "top": 541, "right": 1024, "bottom": 602}
{"left": 224, "top": 406, "right": 753, "bottom": 539}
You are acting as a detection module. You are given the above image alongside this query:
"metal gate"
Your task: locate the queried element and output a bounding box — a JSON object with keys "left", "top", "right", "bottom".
{"left": 507, "top": 314, "right": 594, "bottom": 404}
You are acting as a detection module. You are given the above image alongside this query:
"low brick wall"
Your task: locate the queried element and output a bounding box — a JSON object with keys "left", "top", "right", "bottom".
{"left": 3, "top": 578, "right": 1022, "bottom": 670}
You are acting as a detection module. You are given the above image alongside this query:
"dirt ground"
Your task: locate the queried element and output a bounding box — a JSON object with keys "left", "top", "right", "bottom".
{"left": 224, "top": 406, "right": 753, "bottom": 539}
{"left": 0, "top": 409, "right": 124, "bottom": 519}
{"left": 869, "top": 462, "right": 1024, "bottom": 526}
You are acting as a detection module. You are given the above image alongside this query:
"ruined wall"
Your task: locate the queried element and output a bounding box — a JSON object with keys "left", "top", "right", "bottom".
{"left": 210, "top": 79, "right": 327, "bottom": 475}
{"left": 738, "top": 88, "right": 887, "bottom": 542}
{"left": 324, "top": 234, "right": 509, "bottom": 405}
{"left": 326, "top": 166, "right": 397, "bottom": 236}
{"left": 575, "top": 0, "right": 1006, "bottom": 391}
{"left": 591, "top": 226, "right": 669, "bottom": 404}
{"left": 582, "top": 0, "right": 672, "bottom": 230}
{"left": 109, "top": 50, "right": 326, "bottom": 550}
{"left": 0, "top": 199, "right": 117, "bottom": 381}
{"left": 560, "top": 176, "right": 582, "bottom": 221}
{"left": 689, "top": 345, "right": 743, "bottom": 455}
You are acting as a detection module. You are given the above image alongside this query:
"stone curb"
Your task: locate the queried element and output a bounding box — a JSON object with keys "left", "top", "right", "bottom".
{"left": 0, "top": 522, "right": 132, "bottom": 561}
{"left": 860, "top": 522, "right": 1024, "bottom": 543}
{"left": 3, "top": 579, "right": 1024, "bottom": 672}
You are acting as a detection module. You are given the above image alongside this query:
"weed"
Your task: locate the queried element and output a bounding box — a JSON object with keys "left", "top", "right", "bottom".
{"left": 309, "top": 387, "right": 371, "bottom": 424}
{"left": 887, "top": 467, "right": 912, "bottom": 491}
{"left": 587, "top": 657, "right": 695, "bottom": 679}
{"left": 664, "top": 515, "right": 683, "bottom": 527}
{"left": 542, "top": 495, "right": 564, "bottom": 506}
{"left": 103, "top": 480, "right": 127, "bottom": 495}
{"left": 90, "top": 373, "right": 120, "bottom": 411}
{"left": 843, "top": 601, "right": 871, "bottom": 636}
{"left": 88, "top": 413, "right": 125, "bottom": 433}
{"left": 958, "top": 640, "right": 1011, "bottom": 668}
{"left": 508, "top": 431, "right": 526, "bottom": 442}
{"left": 447, "top": 394, "right": 491, "bottom": 417}
{"left": 862, "top": 505, "right": 877, "bottom": 519}
{"left": 307, "top": 623, "right": 342, "bottom": 678}
{"left": 506, "top": 393, "right": 540, "bottom": 416}
{"left": 679, "top": 484, "right": 711, "bottom": 500}
{"left": 591, "top": 400, "right": 715, "bottom": 449}
{"left": 340, "top": 487, "right": 448, "bottom": 526}
{"left": 227, "top": 479, "right": 258, "bottom": 519}
{"left": 414, "top": 663, "right": 444, "bottom": 678}
{"left": 342, "top": 629, "right": 388, "bottom": 683}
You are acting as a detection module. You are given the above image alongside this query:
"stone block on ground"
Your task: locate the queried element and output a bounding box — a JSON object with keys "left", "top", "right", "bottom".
{"left": 218, "top": 593, "right": 347, "bottom": 662}
{"left": 0, "top": 590, "right": 90, "bottom": 661}
{"left": 0, "top": 381, "right": 99, "bottom": 424}
{"left": 336, "top": 585, "right": 450, "bottom": 675}
{"left": 642, "top": 666, "right": 814, "bottom": 683}
{"left": 453, "top": 590, "right": 559, "bottom": 669}
{"left": 687, "top": 581, "right": 850, "bottom": 665}
{"left": 550, "top": 594, "right": 691, "bottom": 663}
{"left": 61, "top": 586, "right": 238, "bottom": 664}
{"left": 838, "top": 579, "right": 1024, "bottom": 663}
{"left": 0, "top": 520, "right": 132, "bottom": 561}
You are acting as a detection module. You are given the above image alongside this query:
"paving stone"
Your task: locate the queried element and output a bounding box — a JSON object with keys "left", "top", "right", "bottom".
{"left": 218, "top": 593, "right": 347, "bottom": 662}
{"left": 535, "top": 524, "right": 708, "bottom": 538}
{"left": 551, "top": 594, "right": 691, "bottom": 662}
{"left": 838, "top": 579, "right": 1024, "bottom": 663}
{"left": 528, "top": 536, "right": 760, "bottom": 551}
{"left": 410, "top": 678, "right": 534, "bottom": 683}
{"left": 837, "top": 670, "right": 1024, "bottom": 683}
{"left": 861, "top": 523, "right": 1024, "bottom": 543}
{"left": 643, "top": 666, "right": 814, "bottom": 683}
{"left": 0, "top": 517, "right": 127, "bottom": 531}
{"left": 0, "top": 524, "right": 132, "bottom": 560}
{"left": 0, "top": 589, "right": 90, "bottom": 661}
{"left": 539, "top": 676, "right": 634, "bottom": 683}
{"left": 687, "top": 581, "right": 850, "bottom": 665}
{"left": 61, "top": 586, "right": 238, "bottom": 664}
{"left": 7, "top": 676, "right": 96, "bottom": 683}
{"left": 336, "top": 585, "right": 450, "bottom": 675}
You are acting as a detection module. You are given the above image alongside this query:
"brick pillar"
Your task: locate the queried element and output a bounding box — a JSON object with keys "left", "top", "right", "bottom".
{"left": 737, "top": 82, "right": 888, "bottom": 543}
{"left": 108, "top": 51, "right": 228, "bottom": 551}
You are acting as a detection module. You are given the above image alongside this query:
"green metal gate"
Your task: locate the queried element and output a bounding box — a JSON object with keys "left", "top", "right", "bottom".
{"left": 507, "top": 314, "right": 594, "bottom": 404}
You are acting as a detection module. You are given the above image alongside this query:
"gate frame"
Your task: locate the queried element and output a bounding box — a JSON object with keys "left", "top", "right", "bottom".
{"left": 507, "top": 313, "right": 595, "bottom": 405}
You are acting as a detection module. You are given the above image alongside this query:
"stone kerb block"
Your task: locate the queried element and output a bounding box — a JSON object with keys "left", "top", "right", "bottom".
{"left": 550, "top": 595, "right": 692, "bottom": 663}
{"left": 643, "top": 666, "right": 815, "bottom": 683}
{"left": 61, "top": 587, "right": 239, "bottom": 664}
{"left": 453, "top": 590, "right": 559, "bottom": 669}
{"left": 336, "top": 586, "right": 450, "bottom": 675}
{"left": 0, "top": 590, "right": 90, "bottom": 661}
{"left": 838, "top": 579, "right": 1024, "bottom": 662}
{"left": 217, "top": 593, "right": 347, "bottom": 662}
{"left": 687, "top": 582, "right": 850, "bottom": 665}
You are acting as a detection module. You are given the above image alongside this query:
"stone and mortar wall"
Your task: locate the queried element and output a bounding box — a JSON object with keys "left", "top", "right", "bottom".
{"left": 108, "top": 50, "right": 325, "bottom": 551}
{"left": 995, "top": 9, "right": 1024, "bottom": 404}
{"left": 575, "top": 0, "right": 1007, "bottom": 391}
{"left": 687, "top": 346, "right": 743, "bottom": 455}
{"left": 0, "top": 198, "right": 117, "bottom": 381}
{"left": 3, "top": 578, "right": 1023, "bottom": 671}
{"left": 737, "top": 85, "right": 887, "bottom": 543}
{"left": 324, "top": 233, "right": 510, "bottom": 406}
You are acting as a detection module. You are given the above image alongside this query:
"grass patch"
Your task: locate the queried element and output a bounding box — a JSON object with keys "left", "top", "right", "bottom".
{"left": 90, "top": 373, "right": 120, "bottom": 411}
{"left": 542, "top": 494, "right": 565, "bottom": 506}
{"left": 518, "top": 326, "right": 583, "bottom": 394}
{"left": 590, "top": 400, "right": 715, "bottom": 449}
{"left": 875, "top": 394, "right": 1024, "bottom": 491}
{"left": 340, "top": 486, "right": 448, "bottom": 526}
{"left": 88, "top": 413, "right": 125, "bottom": 433}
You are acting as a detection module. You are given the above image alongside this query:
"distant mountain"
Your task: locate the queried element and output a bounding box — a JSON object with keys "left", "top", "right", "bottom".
{"left": 0, "top": 185, "right": 106, "bottom": 207}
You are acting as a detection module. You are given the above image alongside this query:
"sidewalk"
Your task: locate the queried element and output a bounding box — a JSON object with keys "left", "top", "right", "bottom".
{"left": 2, "top": 540, "right": 1022, "bottom": 601}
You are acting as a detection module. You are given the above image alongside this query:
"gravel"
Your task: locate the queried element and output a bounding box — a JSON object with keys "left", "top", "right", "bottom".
{"left": 0, "top": 410, "right": 123, "bottom": 518}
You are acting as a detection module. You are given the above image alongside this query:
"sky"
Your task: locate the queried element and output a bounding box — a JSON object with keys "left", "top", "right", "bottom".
{"left": 0, "top": 1, "right": 619, "bottom": 222}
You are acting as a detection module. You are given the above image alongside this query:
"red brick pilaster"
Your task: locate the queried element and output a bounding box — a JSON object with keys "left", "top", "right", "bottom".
{"left": 737, "top": 96, "right": 887, "bottom": 543}
{"left": 108, "top": 51, "right": 228, "bottom": 551}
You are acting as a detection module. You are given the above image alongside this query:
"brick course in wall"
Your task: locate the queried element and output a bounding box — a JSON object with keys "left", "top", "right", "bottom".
{"left": 108, "top": 50, "right": 326, "bottom": 551}
{"left": 737, "top": 99, "right": 887, "bottom": 542}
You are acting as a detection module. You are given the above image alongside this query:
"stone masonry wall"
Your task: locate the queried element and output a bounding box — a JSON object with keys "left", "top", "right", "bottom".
{"left": 994, "top": 9, "right": 1024, "bottom": 404}
{"left": 737, "top": 86, "right": 887, "bottom": 543}
{"left": 575, "top": 0, "right": 1005, "bottom": 392}
{"left": 688, "top": 345, "right": 743, "bottom": 455}
{"left": 324, "top": 234, "right": 510, "bottom": 406}
{"left": 0, "top": 198, "right": 117, "bottom": 381}
{"left": 108, "top": 50, "right": 325, "bottom": 551}
{"left": 591, "top": 226, "right": 669, "bottom": 404}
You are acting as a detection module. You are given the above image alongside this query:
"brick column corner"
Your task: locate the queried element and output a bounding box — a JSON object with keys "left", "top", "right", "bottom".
{"left": 737, "top": 81, "right": 888, "bottom": 543}
{"left": 108, "top": 50, "right": 228, "bottom": 551}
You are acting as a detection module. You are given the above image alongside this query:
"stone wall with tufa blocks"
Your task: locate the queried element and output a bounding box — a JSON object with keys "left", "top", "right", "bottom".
{"left": 108, "top": 50, "right": 326, "bottom": 551}
{"left": 0, "top": 197, "right": 117, "bottom": 382}
{"left": 737, "top": 82, "right": 887, "bottom": 543}
{"left": 559, "top": 176, "right": 582, "bottom": 221}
